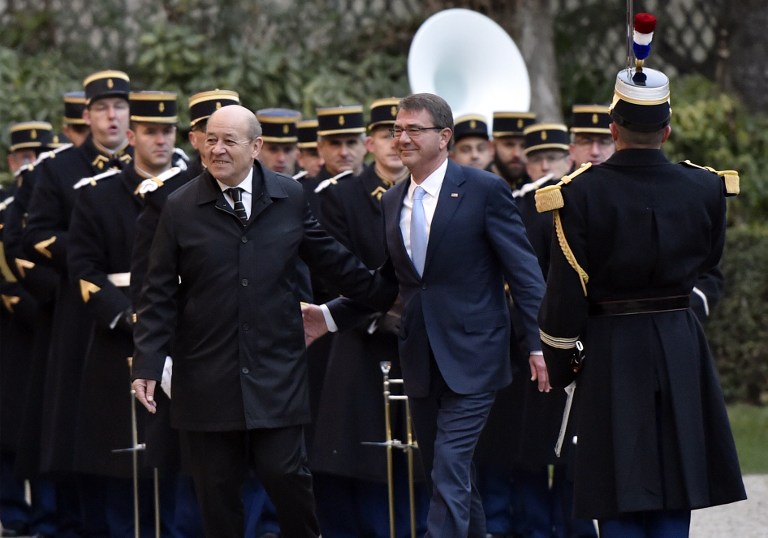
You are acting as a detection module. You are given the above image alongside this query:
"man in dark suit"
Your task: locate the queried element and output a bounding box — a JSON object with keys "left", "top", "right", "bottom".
{"left": 305, "top": 93, "right": 549, "bottom": 537}
{"left": 131, "top": 104, "right": 395, "bottom": 538}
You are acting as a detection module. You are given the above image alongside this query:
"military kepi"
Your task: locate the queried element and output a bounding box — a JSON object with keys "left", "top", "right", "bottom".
{"left": 523, "top": 123, "right": 570, "bottom": 154}
{"left": 188, "top": 89, "right": 240, "bottom": 128}
{"left": 256, "top": 108, "right": 301, "bottom": 143}
{"left": 570, "top": 105, "right": 611, "bottom": 134}
{"left": 297, "top": 119, "right": 319, "bottom": 149}
{"left": 453, "top": 114, "right": 489, "bottom": 142}
{"left": 609, "top": 12, "right": 671, "bottom": 132}
{"left": 316, "top": 105, "right": 365, "bottom": 136}
{"left": 83, "top": 70, "right": 130, "bottom": 105}
{"left": 9, "top": 121, "right": 53, "bottom": 153}
{"left": 368, "top": 98, "right": 400, "bottom": 130}
{"left": 63, "top": 91, "right": 87, "bottom": 125}
{"left": 130, "top": 91, "right": 178, "bottom": 123}
{"left": 492, "top": 112, "right": 536, "bottom": 138}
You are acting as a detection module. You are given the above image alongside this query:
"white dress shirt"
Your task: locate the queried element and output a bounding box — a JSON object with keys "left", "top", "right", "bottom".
{"left": 400, "top": 158, "right": 448, "bottom": 258}
{"left": 216, "top": 168, "right": 254, "bottom": 219}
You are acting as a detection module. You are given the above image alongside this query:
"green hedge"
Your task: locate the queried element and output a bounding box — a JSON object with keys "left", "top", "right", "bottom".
{"left": 708, "top": 225, "right": 768, "bottom": 404}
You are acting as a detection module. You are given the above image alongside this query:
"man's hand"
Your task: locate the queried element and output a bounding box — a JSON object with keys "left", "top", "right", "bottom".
{"left": 132, "top": 378, "right": 157, "bottom": 413}
{"left": 528, "top": 353, "right": 551, "bottom": 393}
{"left": 301, "top": 302, "right": 329, "bottom": 347}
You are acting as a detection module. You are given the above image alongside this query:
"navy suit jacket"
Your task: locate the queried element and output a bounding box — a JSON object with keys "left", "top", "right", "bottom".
{"left": 332, "top": 159, "right": 544, "bottom": 397}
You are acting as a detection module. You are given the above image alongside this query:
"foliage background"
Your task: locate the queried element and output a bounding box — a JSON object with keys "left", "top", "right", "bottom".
{"left": 1, "top": 0, "right": 765, "bottom": 403}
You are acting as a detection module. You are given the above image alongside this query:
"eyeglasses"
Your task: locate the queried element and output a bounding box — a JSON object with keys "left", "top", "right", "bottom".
{"left": 389, "top": 126, "right": 443, "bottom": 139}
{"left": 573, "top": 136, "right": 614, "bottom": 147}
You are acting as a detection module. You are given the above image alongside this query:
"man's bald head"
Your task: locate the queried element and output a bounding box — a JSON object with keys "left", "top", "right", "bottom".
{"left": 205, "top": 105, "right": 264, "bottom": 186}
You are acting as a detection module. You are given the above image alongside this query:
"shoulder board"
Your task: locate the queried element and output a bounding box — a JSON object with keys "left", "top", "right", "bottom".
{"left": 14, "top": 164, "right": 32, "bottom": 178}
{"left": 0, "top": 196, "right": 14, "bottom": 212}
{"left": 13, "top": 143, "right": 75, "bottom": 179}
{"left": 314, "top": 169, "right": 354, "bottom": 194}
{"left": 681, "top": 160, "right": 739, "bottom": 196}
{"left": 512, "top": 173, "right": 554, "bottom": 199}
{"left": 135, "top": 166, "right": 183, "bottom": 195}
{"left": 535, "top": 162, "right": 592, "bottom": 213}
{"left": 73, "top": 168, "right": 121, "bottom": 190}
{"left": 172, "top": 148, "right": 190, "bottom": 171}
{"left": 36, "top": 143, "right": 74, "bottom": 165}
{"left": 292, "top": 170, "right": 308, "bottom": 181}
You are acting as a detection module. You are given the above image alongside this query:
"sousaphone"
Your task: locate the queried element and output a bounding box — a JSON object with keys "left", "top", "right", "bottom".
{"left": 408, "top": 8, "right": 531, "bottom": 129}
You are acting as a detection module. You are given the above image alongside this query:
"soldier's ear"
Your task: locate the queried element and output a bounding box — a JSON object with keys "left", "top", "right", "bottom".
{"left": 661, "top": 125, "right": 672, "bottom": 143}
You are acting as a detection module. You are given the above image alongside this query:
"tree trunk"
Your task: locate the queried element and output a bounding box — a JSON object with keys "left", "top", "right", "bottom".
{"left": 508, "top": 0, "right": 562, "bottom": 121}
{"left": 725, "top": 0, "right": 768, "bottom": 114}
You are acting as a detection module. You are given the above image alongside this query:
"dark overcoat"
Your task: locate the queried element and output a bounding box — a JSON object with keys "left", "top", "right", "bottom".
{"left": 132, "top": 163, "right": 395, "bottom": 432}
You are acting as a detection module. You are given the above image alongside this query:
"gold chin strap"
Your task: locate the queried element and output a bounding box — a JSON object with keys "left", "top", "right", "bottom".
{"left": 553, "top": 210, "right": 589, "bottom": 296}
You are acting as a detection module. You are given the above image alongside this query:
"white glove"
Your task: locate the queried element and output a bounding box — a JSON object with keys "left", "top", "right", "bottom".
{"left": 161, "top": 356, "right": 173, "bottom": 399}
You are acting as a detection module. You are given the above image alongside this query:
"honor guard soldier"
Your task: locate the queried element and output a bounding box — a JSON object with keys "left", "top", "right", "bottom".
{"left": 22, "top": 69, "right": 132, "bottom": 536}
{"left": 516, "top": 123, "right": 573, "bottom": 277}
{"left": 312, "top": 97, "right": 428, "bottom": 537}
{"left": 3, "top": 121, "right": 77, "bottom": 538}
{"left": 566, "top": 103, "right": 724, "bottom": 324}
{"left": 488, "top": 111, "right": 536, "bottom": 190}
{"left": 3, "top": 100, "right": 90, "bottom": 515}
{"left": 310, "top": 104, "right": 367, "bottom": 221}
{"left": 536, "top": 19, "right": 746, "bottom": 535}
{"left": 449, "top": 114, "right": 494, "bottom": 170}
{"left": 568, "top": 104, "right": 615, "bottom": 167}
{"left": 67, "top": 90, "right": 189, "bottom": 537}
{"left": 1, "top": 122, "right": 57, "bottom": 538}
{"left": 302, "top": 106, "right": 369, "bottom": 440}
{"left": 476, "top": 108, "right": 537, "bottom": 538}
{"left": 185, "top": 89, "right": 241, "bottom": 179}
{"left": 506, "top": 123, "right": 597, "bottom": 538}
{"left": 61, "top": 91, "right": 90, "bottom": 148}
{"left": 295, "top": 119, "right": 323, "bottom": 180}
{"left": 256, "top": 108, "right": 301, "bottom": 175}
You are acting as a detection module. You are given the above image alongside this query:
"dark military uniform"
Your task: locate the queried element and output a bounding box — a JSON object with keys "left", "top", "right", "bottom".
{"left": 537, "top": 149, "right": 746, "bottom": 519}
{"left": 312, "top": 163, "right": 428, "bottom": 537}
{"left": 67, "top": 164, "right": 155, "bottom": 477}
{"left": 3, "top": 160, "right": 60, "bottom": 479}
{"left": 22, "top": 137, "right": 132, "bottom": 474}
{"left": 311, "top": 163, "right": 404, "bottom": 479}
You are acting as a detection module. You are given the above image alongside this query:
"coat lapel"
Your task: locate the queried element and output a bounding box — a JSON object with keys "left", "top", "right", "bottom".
{"left": 424, "top": 161, "right": 465, "bottom": 273}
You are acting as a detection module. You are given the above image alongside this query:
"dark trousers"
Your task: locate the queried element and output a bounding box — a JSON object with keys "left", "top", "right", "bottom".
{"left": 409, "top": 361, "right": 495, "bottom": 538}
{"left": 598, "top": 510, "right": 691, "bottom": 538}
{"left": 182, "top": 427, "right": 320, "bottom": 538}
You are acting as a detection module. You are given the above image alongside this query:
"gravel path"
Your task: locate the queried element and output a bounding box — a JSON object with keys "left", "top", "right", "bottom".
{"left": 690, "top": 474, "right": 768, "bottom": 537}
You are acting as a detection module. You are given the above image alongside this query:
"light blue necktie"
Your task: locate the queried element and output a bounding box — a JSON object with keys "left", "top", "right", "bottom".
{"left": 410, "top": 186, "right": 427, "bottom": 276}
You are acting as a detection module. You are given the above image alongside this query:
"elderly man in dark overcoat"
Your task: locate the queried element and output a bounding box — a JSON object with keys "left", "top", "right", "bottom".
{"left": 132, "top": 105, "right": 395, "bottom": 538}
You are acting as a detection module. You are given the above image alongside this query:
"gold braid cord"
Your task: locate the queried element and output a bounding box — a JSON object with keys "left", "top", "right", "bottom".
{"left": 553, "top": 210, "right": 588, "bottom": 296}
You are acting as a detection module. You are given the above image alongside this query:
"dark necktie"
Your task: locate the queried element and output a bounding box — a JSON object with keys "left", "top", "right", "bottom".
{"left": 226, "top": 187, "right": 248, "bottom": 225}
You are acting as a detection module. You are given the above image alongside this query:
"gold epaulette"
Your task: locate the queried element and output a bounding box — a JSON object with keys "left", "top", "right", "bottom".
{"left": 682, "top": 160, "right": 739, "bottom": 196}
{"left": 535, "top": 162, "right": 592, "bottom": 213}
